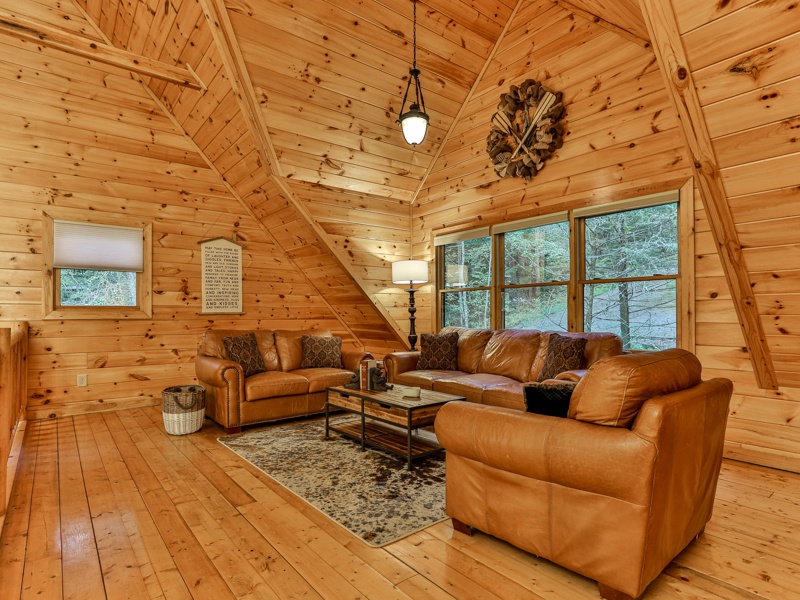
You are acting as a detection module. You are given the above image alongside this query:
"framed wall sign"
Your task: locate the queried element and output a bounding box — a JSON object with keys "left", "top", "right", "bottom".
{"left": 199, "top": 236, "right": 244, "bottom": 314}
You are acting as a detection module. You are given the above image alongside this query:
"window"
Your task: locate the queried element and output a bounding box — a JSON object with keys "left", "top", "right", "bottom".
{"left": 435, "top": 191, "right": 686, "bottom": 350}
{"left": 437, "top": 229, "right": 492, "bottom": 328}
{"left": 43, "top": 210, "right": 152, "bottom": 319}
{"left": 581, "top": 203, "right": 678, "bottom": 349}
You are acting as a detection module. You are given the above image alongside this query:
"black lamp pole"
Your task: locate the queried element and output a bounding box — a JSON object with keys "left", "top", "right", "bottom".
{"left": 406, "top": 282, "right": 419, "bottom": 351}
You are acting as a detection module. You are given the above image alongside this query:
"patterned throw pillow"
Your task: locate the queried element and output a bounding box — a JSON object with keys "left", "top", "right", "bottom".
{"left": 300, "top": 335, "right": 344, "bottom": 368}
{"left": 537, "top": 334, "right": 588, "bottom": 382}
{"left": 416, "top": 332, "right": 459, "bottom": 371}
{"left": 523, "top": 381, "right": 577, "bottom": 418}
{"left": 222, "top": 332, "right": 267, "bottom": 378}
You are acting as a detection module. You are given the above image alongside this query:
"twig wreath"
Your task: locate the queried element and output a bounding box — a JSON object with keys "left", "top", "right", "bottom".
{"left": 487, "top": 79, "right": 565, "bottom": 180}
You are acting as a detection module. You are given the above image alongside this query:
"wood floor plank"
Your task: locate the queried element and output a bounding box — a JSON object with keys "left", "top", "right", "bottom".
{"left": 0, "top": 422, "right": 40, "bottom": 600}
{"left": 5, "top": 409, "right": 800, "bottom": 600}
{"left": 72, "top": 415, "right": 152, "bottom": 600}
{"left": 21, "top": 419, "right": 61, "bottom": 600}
{"left": 56, "top": 419, "right": 105, "bottom": 600}
{"left": 99, "top": 412, "right": 236, "bottom": 600}
{"left": 83, "top": 414, "right": 190, "bottom": 600}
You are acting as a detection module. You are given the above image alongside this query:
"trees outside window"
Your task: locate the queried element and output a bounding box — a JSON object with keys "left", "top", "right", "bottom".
{"left": 435, "top": 195, "right": 682, "bottom": 350}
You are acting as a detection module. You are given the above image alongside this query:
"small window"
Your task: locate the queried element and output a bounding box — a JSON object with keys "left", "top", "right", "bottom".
{"left": 43, "top": 211, "right": 152, "bottom": 319}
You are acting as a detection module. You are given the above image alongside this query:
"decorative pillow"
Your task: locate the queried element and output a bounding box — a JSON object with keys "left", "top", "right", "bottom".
{"left": 416, "top": 332, "right": 459, "bottom": 370}
{"left": 537, "top": 334, "right": 588, "bottom": 382}
{"left": 300, "top": 335, "right": 344, "bottom": 368}
{"left": 222, "top": 332, "right": 267, "bottom": 378}
{"left": 523, "top": 381, "right": 576, "bottom": 418}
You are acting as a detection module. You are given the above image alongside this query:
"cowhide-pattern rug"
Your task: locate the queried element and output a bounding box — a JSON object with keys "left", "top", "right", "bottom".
{"left": 218, "top": 416, "right": 447, "bottom": 547}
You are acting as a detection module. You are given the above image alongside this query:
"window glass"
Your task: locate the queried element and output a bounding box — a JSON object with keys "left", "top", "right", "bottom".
{"left": 584, "top": 203, "right": 678, "bottom": 280}
{"left": 503, "top": 285, "right": 568, "bottom": 331}
{"left": 442, "top": 237, "right": 491, "bottom": 289}
{"left": 442, "top": 290, "right": 491, "bottom": 328}
{"left": 584, "top": 275, "right": 676, "bottom": 349}
{"left": 59, "top": 269, "right": 137, "bottom": 307}
{"left": 504, "top": 221, "right": 570, "bottom": 285}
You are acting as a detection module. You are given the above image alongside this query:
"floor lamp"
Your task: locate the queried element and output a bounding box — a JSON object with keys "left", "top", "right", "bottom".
{"left": 392, "top": 260, "right": 429, "bottom": 351}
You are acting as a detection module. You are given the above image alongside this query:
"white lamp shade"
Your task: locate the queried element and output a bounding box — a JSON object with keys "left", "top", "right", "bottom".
{"left": 399, "top": 112, "right": 429, "bottom": 146}
{"left": 392, "top": 260, "right": 428, "bottom": 284}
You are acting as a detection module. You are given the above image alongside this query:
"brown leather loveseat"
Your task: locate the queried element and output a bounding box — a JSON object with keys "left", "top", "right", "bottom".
{"left": 385, "top": 327, "right": 623, "bottom": 410}
{"left": 195, "top": 328, "right": 371, "bottom": 432}
{"left": 435, "top": 348, "right": 733, "bottom": 600}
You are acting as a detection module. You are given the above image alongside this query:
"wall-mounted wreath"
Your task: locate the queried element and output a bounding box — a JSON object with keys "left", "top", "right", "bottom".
{"left": 487, "top": 79, "right": 565, "bottom": 180}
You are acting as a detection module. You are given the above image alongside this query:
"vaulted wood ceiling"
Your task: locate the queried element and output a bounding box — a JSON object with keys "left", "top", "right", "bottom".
{"left": 3, "top": 0, "right": 800, "bottom": 388}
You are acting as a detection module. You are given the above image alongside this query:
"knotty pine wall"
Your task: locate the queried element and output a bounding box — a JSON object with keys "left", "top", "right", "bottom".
{"left": 0, "top": 36, "right": 352, "bottom": 420}
{"left": 414, "top": 1, "right": 691, "bottom": 328}
{"left": 676, "top": 0, "right": 800, "bottom": 471}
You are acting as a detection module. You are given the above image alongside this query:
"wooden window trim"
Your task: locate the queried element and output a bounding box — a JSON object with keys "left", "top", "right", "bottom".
{"left": 42, "top": 209, "right": 153, "bottom": 320}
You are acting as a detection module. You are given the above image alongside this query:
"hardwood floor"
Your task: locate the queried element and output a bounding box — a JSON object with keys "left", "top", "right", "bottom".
{"left": 1, "top": 407, "right": 798, "bottom": 600}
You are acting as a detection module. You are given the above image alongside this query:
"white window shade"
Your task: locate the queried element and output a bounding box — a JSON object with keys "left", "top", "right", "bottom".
{"left": 53, "top": 221, "right": 144, "bottom": 272}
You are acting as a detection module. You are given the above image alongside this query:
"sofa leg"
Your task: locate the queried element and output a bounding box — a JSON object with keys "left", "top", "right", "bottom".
{"left": 598, "top": 583, "right": 636, "bottom": 600}
{"left": 695, "top": 526, "right": 706, "bottom": 540}
{"left": 451, "top": 518, "right": 473, "bottom": 537}
{"left": 224, "top": 426, "right": 242, "bottom": 435}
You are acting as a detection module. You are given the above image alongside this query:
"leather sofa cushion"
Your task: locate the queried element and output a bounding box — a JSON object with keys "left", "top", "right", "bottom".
{"left": 292, "top": 368, "right": 354, "bottom": 393}
{"left": 433, "top": 373, "right": 516, "bottom": 404}
{"left": 395, "top": 370, "right": 467, "bottom": 390}
{"left": 275, "top": 329, "right": 331, "bottom": 372}
{"left": 245, "top": 371, "right": 310, "bottom": 401}
{"left": 199, "top": 329, "right": 280, "bottom": 371}
{"left": 481, "top": 382, "right": 526, "bottom": 411}
{"left": 441, "top": 327, "right": 494, "bottom": 373}
{"left": 569, "top": 348, "right": 702, "bottom": 427}
{"left": 479, "top": 329, "right": 542, "bottom": 382}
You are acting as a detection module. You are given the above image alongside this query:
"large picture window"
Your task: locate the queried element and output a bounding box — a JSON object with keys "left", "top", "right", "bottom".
{"left": 43, "top": 210, "right": 152, "bottom": 319}
{"left": 435, "top": 191, "right": 687, "bottom": 350}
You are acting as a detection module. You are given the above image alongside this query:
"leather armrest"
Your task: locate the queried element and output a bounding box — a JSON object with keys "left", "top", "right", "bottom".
{"left": 343, "top": 349, "right": 374, "bottom": 372}
{"left": 384, "top": 351, "right": 420, "bottom": 382}
{"left": 436, "top": 401, "right": 655, "bottom": 505}
{"left": 554, "top": 369, "right": 588, "bottom": 382}
{"left": 196, "top": 354, "right": 241, "bottom": 387}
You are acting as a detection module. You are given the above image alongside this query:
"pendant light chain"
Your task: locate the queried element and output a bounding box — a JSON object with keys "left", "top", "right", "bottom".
{"left": 412, "top": 0, "right": 417, "bottom": 70}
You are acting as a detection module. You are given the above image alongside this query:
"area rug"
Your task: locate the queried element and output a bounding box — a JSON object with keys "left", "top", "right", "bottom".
{"left": 218, "top": 416, "right": 447, "bottom": 547}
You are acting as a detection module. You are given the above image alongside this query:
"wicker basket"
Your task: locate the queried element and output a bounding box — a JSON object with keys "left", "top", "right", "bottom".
{"left": 162, "top": 385, "right": 205, "bottom": 435}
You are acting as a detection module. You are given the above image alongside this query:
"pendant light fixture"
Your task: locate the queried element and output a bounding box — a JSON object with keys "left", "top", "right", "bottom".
{"left": 397, "top": 0, "right": 429, "bottom": 146}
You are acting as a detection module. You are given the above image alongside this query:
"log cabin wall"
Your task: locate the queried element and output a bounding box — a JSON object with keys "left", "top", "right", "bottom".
{"left": 673, "top": 0, "right": 800, "bottom": 470}
{"left": 0, "top": 27, "right": 354, "bottom": 420}
{"left": 414, "top": 0, "right": 691, "bottom": 331}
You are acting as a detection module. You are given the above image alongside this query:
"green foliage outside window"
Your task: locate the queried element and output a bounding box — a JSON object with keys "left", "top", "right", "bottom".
{"left": 59, "top": 269, "right": 137, "bottom": 307}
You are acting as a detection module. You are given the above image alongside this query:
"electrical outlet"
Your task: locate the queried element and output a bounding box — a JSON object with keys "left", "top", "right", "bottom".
{"left": 77, "top": 374, "right": 88, "bottom": 387}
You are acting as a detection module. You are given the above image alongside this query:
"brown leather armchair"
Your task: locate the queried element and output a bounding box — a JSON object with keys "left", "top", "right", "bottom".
{"left": 195, "top": 328, "right": 371, "bottom": 432}
{"left": 435, "top": 349, "right": 733, "bottom": 600}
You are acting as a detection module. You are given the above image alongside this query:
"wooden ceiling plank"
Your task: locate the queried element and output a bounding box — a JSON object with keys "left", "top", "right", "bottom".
{"left": 0, "top": 8, "right": 204, "bottom": 90}
{"left": 199, "top": 0, "right": 408, "bottom": 349}
{"left": 553, "top": 0, "right": 650, "bottom": 47}
{"left": 411, "top": 0, "right": 530, "bottom": 204}
{"left": 640, "top": 0, "right": 778, "bottom": 390}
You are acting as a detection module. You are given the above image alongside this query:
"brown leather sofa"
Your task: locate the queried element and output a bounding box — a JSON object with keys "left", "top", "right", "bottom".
{"left": 195, "top": 328, "right": 371, "bottom": 433}
{"left": 384, "top": 327, "right": 623, "bottom": 410}
{"left": 435, "top": 348, "right": 733, "bottom": 600}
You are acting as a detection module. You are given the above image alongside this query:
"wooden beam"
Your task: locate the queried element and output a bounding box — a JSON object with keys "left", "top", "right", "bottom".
{"left": 410, "top": 0, "right": 528, "bottom": 205}
{"left": 639, "top": 0, "right": 778, "bottom": 390}
{"left": 197, "top": 0, "right": 410, "bottom": 349}
{"left": 554, "top": 0, "right": 650, "bottom": 48}
{"left": 0, "top": 8, "right": 204, "bottom": 91}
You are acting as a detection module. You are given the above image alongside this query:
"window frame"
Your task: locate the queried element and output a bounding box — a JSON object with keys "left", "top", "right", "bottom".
{"left": 435, "top": 186, "right": 694, "bottom": 351}
{"left": 42, "top": 208, "right": 153, "bottom": 320}
{"left": 436, "top": 229, "right": 494, "bottom": 330}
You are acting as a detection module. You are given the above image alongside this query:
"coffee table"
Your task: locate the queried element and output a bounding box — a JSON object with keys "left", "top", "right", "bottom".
{"left": 325, "top": 386, "right": 465, "bottom": 470}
